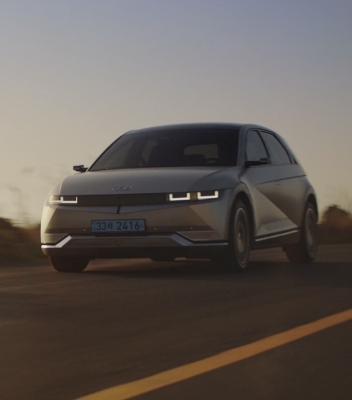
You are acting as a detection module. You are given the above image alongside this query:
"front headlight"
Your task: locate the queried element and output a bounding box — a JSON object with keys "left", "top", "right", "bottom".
{"left": 168, "top": 190, "right": 219, "bottom": 202}
{"left": 49, "top": 195, "right": 78, "bottom": 205}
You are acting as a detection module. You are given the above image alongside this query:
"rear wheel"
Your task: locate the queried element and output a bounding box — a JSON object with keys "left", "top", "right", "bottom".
{"left": 49, "top": 256, "right": 89, "bottom": 273}
{"left": 284, "top": 202, "right": 318, "bottom": 263}
{"left": 213, "top": 200, "right": 250, "bottom": 272}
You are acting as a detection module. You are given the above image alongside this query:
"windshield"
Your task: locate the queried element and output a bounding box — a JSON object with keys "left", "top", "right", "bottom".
{"left": 90, "top": 128, "right": 240, "bottom": 170}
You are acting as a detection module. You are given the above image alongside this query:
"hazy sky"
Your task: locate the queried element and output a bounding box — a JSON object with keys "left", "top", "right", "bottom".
{"left": 1, "top": 0, "right": 351, "bottom": 224}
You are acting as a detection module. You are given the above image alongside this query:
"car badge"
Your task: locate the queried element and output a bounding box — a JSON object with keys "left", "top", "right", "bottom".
{"left": 113, "top": 186, "right": 132, "bottom": 191}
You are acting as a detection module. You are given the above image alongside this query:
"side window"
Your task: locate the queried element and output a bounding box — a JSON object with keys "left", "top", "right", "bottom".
{"left": 246, "top": 130, "right": 269, "bottom": 162}
{"left": 260, "top": 132, "right": 291, "bottom": 165}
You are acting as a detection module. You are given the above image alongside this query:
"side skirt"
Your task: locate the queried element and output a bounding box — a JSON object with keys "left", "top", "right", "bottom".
{"left": 251, "top": 229, "right": 300, "bottom": 250}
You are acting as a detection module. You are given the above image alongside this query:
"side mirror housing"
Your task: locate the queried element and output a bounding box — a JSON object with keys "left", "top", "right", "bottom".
{"left": 73, "top": 165, "right": 88, "bottom": 173}
{"left": 244, "top": 158, "right": 271, "bottom": 168}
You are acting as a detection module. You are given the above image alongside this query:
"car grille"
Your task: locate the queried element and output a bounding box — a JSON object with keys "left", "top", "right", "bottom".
{"left": 73, "top": 194, "right": 168, "bottom": 207}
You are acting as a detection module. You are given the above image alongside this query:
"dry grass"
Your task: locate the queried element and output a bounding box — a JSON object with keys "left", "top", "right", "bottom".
{"left": 0, "top": 218, "right": 44, "bottom": 264}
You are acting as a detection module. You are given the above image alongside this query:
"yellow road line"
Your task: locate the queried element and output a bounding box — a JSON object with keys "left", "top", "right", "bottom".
{"left": 77, "top": 309, "right": 352, "bottom": 400}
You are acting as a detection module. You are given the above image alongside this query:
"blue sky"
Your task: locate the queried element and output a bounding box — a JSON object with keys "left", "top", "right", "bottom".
{"left": 1, "top": 0, "right": 352, "bottom": 223}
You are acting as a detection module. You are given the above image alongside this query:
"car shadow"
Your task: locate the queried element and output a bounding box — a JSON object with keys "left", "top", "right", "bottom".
{"left": 84, "top": 258, "right": 352, "bottom": 288}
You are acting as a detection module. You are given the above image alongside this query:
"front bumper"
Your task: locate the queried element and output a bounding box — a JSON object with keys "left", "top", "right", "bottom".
{"left": 41, "top": 233, "right": 228, "bottom": 259}
{"left": 41, "top": 189, "right": 234, "bottom": 259}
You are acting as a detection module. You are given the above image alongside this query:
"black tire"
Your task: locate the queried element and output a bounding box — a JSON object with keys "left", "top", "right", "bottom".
{"left": 284, "top": 202, "right": 318, "bottom": 263}
{"left": 49, "top": 256, "right": 89, "bottom": 273}
{"left": 212, "top": 200, "right": 251, "bottom": 272}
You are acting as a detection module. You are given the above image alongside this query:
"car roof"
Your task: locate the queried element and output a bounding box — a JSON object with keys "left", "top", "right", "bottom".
{"left": 124, "top": 123, "right": 271, "bottom": 135}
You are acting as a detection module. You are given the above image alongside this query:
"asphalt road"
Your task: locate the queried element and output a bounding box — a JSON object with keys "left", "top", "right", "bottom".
{"left": 1, "top": 245, "right": 351, "bottom": 400}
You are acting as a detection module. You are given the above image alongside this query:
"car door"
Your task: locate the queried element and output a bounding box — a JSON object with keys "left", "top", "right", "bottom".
{"left": 241, "top": 129, "right": 293, "bottom": 239}
{"left": 259, "top": 130, "right": 307, "bottom": 231}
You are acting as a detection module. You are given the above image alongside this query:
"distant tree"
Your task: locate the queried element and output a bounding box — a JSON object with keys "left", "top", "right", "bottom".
{"left": 319, "top": 205, "right": 352, "bottom": 244}
{"left": 321, "top": 205, "right": 352, "bottom": 229}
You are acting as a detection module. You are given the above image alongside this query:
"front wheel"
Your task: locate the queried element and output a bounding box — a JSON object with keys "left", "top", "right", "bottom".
{"left": 49, "top": 256, "right": 89, "bottom": 273}
{"left": 284, "top": 202, "right": 318, "bottom": 263}
{"left": 213, "top": 200, "right": 251, "bottom": 272}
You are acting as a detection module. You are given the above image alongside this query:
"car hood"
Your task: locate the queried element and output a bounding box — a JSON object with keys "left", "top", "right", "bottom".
{"left": 58, "top": 167, "right": 241, "bottom": 195}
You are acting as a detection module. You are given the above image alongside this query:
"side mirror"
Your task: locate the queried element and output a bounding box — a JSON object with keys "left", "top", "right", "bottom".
{"left": 244, "top": 158, "right": 271, "bottom": 168}
{"left": 73, "top": 165, "right": 88, "bottom": 173}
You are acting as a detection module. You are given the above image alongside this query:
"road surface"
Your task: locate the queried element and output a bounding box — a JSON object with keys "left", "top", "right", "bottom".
{"left": 1, "top": 245, "right": 351, "bottom": 399}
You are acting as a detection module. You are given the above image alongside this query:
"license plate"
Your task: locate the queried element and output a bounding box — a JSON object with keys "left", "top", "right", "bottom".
{"left": 91, "top": 219, "right": 146, "bottom": 233}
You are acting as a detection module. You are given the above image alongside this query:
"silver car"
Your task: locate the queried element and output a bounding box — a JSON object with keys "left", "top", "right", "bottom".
{"left": 41, "top": 123, "right": 318, "bottom": 272}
